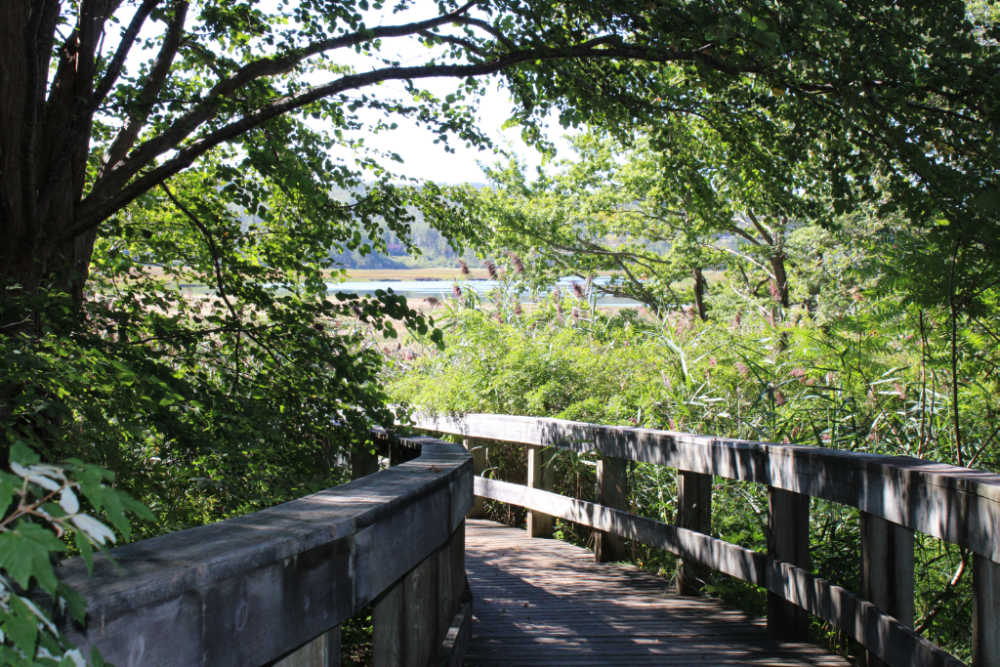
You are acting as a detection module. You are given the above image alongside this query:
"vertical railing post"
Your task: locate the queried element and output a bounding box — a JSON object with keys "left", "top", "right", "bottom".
{"left": 767, "top": 487, "right": 810, "bottom": 640}
{"left": 389, "top": 440, "right": 420, "bottom": 467}
{"left": 463, "top": 438, "right": 488, "bottom": 518}
{"left": 436, "top": 523, "right": 466, "bottom": 636}
{"left": 272, "top": 627, "right": 341, "bottom": 667}
{"left": 351, "top": 446, "right": 379, "bottom": 480}
{"left": 372, "top": 569, "right": 403, "bottom": 665}
{"left": 676, "top": 470, "right": 712, "bottom": 595}
{"left": 974, "top": 554, "right": 1000, "bottom": 667}
{"left": 860, "top": 512, "right": 914, "bottom": 667}
{"left": 373, "top": 525, "right": 465, "bottom": 667}
{"left": 389, "top": 440, "right": 404, "bottom": 467}
{"left": 373, "top": 557, "right": 437, "bottom": 667}
{"left": 595, "top": 456, "right": 629, "bottom": 562}
{"left": 526, "top": 445, "right": 554, "bottom": 538}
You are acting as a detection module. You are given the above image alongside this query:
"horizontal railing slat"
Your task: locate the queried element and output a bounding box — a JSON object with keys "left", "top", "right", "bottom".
{"left": 473, "top": 475, "right": 963, "bottom": 667}
{"left": 475, "top": 476, "right": 764, "bottom": 583}
{"left": 415, "top": 412, "right": 1000, "bottom": 563}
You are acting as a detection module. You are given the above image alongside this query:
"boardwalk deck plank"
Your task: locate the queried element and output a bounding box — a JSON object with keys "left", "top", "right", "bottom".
{"left": 464, "top": 520, "right": 851, "bottom": 666}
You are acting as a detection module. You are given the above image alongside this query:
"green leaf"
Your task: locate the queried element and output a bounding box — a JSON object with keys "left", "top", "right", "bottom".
{"left": 3, "top": 596, "right": 39, "bottom": 655}
{"left": 74, "top": 529, "right": 95, "bottom": 573}
{"left": 9, "top": 441, "right": 39, "bottom": 466}
{"left": 0, "top": 472, "right": 18, "bottom": 516}
{"left": 970, "top": 189, "right": 1000, "bottom": 213}
{"left": 57, "top": 583, "right": 87, "bottom": 625}
{"left": 0, "top": 523, "right": 65, "bottom": 592}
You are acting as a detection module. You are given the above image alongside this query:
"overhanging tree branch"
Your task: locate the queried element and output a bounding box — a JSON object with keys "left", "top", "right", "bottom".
{"left": 85, "top": 1, "right": 489, "bottom": 210}
{"left": 102, "top": 0, "right": 188, "bottom": 173}
{"left": 75, "top": 39, "right": 727, "bottom": 239}
{"left": 90, "top": 0, "right": 161, "bottom": 111}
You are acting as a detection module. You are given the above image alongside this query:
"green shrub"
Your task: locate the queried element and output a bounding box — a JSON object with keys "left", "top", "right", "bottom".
{"left": 389, "top": 286, "right": 995, "bottom": 661}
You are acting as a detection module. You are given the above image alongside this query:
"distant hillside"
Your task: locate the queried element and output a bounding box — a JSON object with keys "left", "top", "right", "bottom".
{"left": 326, "top": 184, "right": 484, "bottom": 270}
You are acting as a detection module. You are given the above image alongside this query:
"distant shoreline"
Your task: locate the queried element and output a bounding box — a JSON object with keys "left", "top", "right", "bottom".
{"left": 337, "top": 267, "right": 489, "bottom": 281}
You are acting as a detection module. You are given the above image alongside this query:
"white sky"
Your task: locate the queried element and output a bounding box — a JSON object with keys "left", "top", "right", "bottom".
{"left": 111, "top": 0, "right": 567, "bottom": 185}
{"left": 323, "top": 1, "right": 569, "bottom": 184}
{"left": 342, "top": 79, "right": 549, "bottom": 184}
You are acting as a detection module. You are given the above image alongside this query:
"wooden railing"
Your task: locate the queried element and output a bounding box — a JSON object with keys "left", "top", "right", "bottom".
{"left": 411, "top": 412, "right": 1000, "bottom": 667}
{"left": 54, "top": 437, "right": 473, "bottom": 667}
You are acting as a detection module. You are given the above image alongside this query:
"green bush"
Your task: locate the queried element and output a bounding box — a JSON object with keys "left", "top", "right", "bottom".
{"left": 389, "top": 286, "right": 995, "bottom": 661}
{"left": 0, "top": 443, "right": 150, "bottom": 665}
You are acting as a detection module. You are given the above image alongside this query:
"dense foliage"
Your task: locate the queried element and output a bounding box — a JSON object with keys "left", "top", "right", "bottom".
{"left": 0, "top": 444, "right": 149, "bottom": 665}
{"left": 1, "top": 0, "right": 997, "bottom": 662}
{"left": 388, "top": 219, "right": 999, "bottom": 660}
{"left": 424, "top": 131, "right": 836, "bottom": 317}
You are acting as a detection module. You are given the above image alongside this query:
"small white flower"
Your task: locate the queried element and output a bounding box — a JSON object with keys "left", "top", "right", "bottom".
{"left": 59, "top": 487, "right": 80, "bottom": 515}
{"left": 27, "top": 464, "right": 66, "bottom": 480}
{"left": 70, "top": 513, "right": 116, "bottom": 546}
{"left": 63, "top": 649, "right": 86, "bottom": 667}
{"left": 10, "top": 462, "right": 61, "bottom": 491}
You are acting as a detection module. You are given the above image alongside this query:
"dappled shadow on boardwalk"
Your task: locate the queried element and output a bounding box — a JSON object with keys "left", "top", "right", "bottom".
{"left": 464, "top": 520, "right": 849, "bottom": 666}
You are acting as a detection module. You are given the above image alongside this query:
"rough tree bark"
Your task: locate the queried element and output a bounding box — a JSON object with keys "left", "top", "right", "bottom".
{"left": 692, "top": 267, "right": 708, "bottom": 321}
{"left": 1, "top": 1, "right": 112, "bottom": 313}
{"left": 768, "top": 250, "right": 790, "bottom": 309}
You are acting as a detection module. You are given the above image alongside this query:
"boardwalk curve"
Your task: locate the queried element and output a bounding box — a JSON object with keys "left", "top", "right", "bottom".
{"left": 464, "top": 520, "right": 850, "bottom": 666}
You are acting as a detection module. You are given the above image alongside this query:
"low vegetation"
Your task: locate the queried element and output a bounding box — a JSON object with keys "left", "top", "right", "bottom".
{"left": 388, "top": 248, "right": 997, "bottom": 660}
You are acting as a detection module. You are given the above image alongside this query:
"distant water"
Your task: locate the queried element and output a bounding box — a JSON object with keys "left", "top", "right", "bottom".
{"left": 326, "top": 276, "right": 639, "bottom": 305}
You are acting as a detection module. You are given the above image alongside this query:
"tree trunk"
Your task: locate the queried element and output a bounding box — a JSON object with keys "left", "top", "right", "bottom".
{"left": 768, "top": 252, "right": 789, "bottom": 309}
{"left": 0, "top": 2, "right": 100, "bottom": 328}
{"left": 692, "top": 267, "right": 708, "bottom": 321}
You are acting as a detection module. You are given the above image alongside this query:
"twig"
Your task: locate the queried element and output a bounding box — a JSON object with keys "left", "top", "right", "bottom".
{"left": 914, "top": 550, "right": 968, "bottom": 635}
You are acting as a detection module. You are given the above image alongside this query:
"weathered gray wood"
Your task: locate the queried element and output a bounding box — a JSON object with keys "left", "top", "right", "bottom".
{"left": 473, "top": 476, "right": 963, "bottom": 666}
{"left": 766, "top": 560, "right": 962, "bottom": 667}
{"left": 436, "top": 530, "right": 455, "bottom": 646}
{"left": 373, "top": 574, "right": 404, "bottom": 666}
{"left": 676, "top": 471, "right": 712, "bottom": 595}
{"left": 405, "top": 552, "right": 438, "bottom": 666}
{"left": 768, "top": 488, "right": 810, "bottom": 641}
{"left": 329, "top": 628, "right": 342, "bottom": 667}
{"left": 861, "top": 513, "right": 915, "bottom": 628}
{"left": 373, "top": 523, "right": 467, "bottom": 667}
{"left": 435, "top": 524, "right": 466, "bottom": 654}
{"left": 465, "top": 520, "right": 851, "bottom": 666}
{"left": 974, "top": 553, "right": 1000, "bottom": 667}
{"left": 414, "top": 412, "right": 1000, "bottom": 564}
{"left": 595, "top": 456, "right": 629, "bottom": 562}
{"left": 448, "top": 524, "right": 466, "bottom": 615}
{"left": 416, "top": 410, "right": 982, "bottom": 664}
{"left": 390, "top": 440, "right": 422, "bottom": 466}
{"left": 475, "top": 476, "right": 765, "bottom": 585}
{"left": 272, "top": 626, "right": 340, "bottom": 667}
{"left": 527, "top": 445, "right": 554, "bottom": 538}
{"left": 860, "top": 512, "right": 914, "bottom": 667}
{"left": 464, "top": 438, "right": 489, "bottom": 518}
{"left": 56, "top": 441, "right": 472, "bottom": 667}
{"left": 351, "top": 446, "right": 379, "bottom": 479}
{"left": 436, "top": 528, "right": 471, "bottom": 667}
{"left": 438, "top": 600, "right": 472, "bottom": 667}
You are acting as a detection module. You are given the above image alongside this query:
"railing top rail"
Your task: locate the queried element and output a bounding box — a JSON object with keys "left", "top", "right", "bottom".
{"left": 56, "top": 439, "right": 472, "bottom": 667}
{"left": 411, "top": 412, "right": 1000, "bottom": 563}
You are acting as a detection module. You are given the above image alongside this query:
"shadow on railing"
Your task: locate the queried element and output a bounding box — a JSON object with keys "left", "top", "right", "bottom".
{"left": 53, "top": 436, "right": 472, "bottom": 667}
{"left": 411, "top": 412, "right": 1000, "bottom": 667}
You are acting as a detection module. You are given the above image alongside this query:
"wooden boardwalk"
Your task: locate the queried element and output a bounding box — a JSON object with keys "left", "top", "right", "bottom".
{"left": 463, "top": 520, "right": 851, "bottom": 666}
